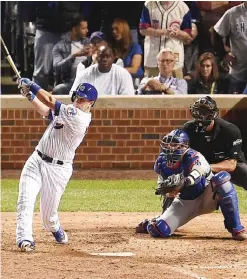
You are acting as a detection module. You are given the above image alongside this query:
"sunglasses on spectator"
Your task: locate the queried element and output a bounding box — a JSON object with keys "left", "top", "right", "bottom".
{"left": 158, "top": 59, "right": 175, "bottom": 64}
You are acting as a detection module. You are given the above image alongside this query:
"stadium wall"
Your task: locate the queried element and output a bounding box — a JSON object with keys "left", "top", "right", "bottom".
{"left": 1, "top": 95, "right": 247, "bottom": 170}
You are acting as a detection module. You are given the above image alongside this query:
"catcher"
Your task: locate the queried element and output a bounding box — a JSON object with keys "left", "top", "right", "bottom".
{"left": 136, "top": 129, "right": 247, "bottom": 241}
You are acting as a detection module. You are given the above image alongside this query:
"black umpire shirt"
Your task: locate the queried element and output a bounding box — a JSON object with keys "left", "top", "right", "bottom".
{"left": 183, "top": 118, "right": 246, "bottom": 164}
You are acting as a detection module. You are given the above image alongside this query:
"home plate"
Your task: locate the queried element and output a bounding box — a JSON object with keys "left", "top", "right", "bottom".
{"left": 90, "top": 252, "right": 135, "bottom": 257}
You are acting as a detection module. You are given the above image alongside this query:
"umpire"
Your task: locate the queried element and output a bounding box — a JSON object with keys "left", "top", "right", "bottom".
{"left": 162, "top": 96, "right": 247, "bottom": 212}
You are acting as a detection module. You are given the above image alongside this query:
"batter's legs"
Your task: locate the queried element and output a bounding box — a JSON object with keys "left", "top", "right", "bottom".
{"left": 16, "top": 154, "right": 42, "bottom": 245}
{"left": 39, "top": 162, "right": 72, "bottom": 233}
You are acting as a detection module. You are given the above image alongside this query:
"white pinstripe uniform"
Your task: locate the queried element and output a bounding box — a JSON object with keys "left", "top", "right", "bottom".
{"left": 16, "top": 102, "right": 91, "bottom": 245}
{"left": 140, "top": 1, "right": 191, "bottom": 69}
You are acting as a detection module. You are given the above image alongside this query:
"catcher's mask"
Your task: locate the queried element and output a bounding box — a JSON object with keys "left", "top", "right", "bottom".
{"left": 160, "top": 129, "right": 189, "bottom": 167}
{"left": 190, "top": 96, "right": 219, "bottom": 132}
{"left": 71, "top": 83, "right": 98, "bottom": 106}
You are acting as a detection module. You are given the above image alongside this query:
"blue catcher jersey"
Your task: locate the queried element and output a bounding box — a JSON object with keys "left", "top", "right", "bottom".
{"left": 154, "top": 148, "right": 213, "bottom": 200}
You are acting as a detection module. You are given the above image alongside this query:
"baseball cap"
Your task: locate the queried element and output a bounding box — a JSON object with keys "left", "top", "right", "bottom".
{"left": 90, "top": 31, "right": 106, "bottom": 43}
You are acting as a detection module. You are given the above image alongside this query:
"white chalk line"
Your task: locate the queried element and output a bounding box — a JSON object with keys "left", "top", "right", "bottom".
{"left": 195, "top": 263, "right": 247, "bottom": 270}
{"left": 168, "top": 266, "right": 207, "bottom": 279}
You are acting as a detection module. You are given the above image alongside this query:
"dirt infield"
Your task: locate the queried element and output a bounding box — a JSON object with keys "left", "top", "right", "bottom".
{"left": 2, "top": 170, "right": 247, "bottom": 278}
{"left": 2, "top": 212, "right": 247, "bottom": 279}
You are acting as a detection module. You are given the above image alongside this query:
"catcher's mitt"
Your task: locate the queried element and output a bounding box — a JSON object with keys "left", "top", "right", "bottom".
{"left": 155, "top": 173, "right": 185, "bottom": 195}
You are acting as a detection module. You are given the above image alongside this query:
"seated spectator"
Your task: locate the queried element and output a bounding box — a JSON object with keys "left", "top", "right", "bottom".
{"left": 76, "top": 31, "right": 124, "bottom": 75}
{"left": 137, "top": 48, "right": 187, "bottom": 95}
{"left": 186, "top": 52, "right": 224, "bottom": 94}
{"left": 111, "top": 18, "right": 144, "bottom": 85}
{"left": 70, "top": 45, "right": 135, "bottom": 96}
{"left": 52, "top": 16, "right": 91, "bottom": 95}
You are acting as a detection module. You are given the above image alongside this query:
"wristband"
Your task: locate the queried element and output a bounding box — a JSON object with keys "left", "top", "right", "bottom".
{"left": 26, "top": 91, "right": 36, "bottom": 102}
{"left": 30, "top": 82, "right": 41, "bottom": 95}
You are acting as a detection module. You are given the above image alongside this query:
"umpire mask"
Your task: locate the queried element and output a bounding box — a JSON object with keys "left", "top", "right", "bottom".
{"left": 190, "top": 96, "right": 219, "bottom": 133}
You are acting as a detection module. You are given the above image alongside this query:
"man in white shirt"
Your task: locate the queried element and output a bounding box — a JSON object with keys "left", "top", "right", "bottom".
{"left": 70, "top": 46, "right": 135, "bottom": 96}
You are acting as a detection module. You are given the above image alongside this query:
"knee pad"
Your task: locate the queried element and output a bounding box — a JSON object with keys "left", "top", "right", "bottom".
{"left": 212, "top": 171, "right": 243, "bottom": 233}
{"left": 147, "top": 218, "right": 171, "bottom": 238}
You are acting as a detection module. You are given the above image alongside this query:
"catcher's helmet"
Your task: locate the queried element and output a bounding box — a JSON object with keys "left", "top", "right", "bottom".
{"left": 71, "top": 83, "right": 98, "bottom": 103}
{"left": 190, "top": 96, "right": 219, "bottom": 132}
{"left": 160, "top": 129, "right": 189, "bottom": 167}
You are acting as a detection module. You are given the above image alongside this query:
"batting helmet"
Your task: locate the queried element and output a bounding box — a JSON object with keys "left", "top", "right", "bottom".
{"left": 190, "top": 96, "right": 219, "bottom": 132}
{"left": 160, "top": 129, "right": 189, "bottom": 167}
{"left": 71, "top": 83, "right": 98, "bottom": 103}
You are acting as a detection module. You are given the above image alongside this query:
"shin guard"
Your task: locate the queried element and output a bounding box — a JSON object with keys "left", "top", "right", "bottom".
{"left": 147, "top": 218, "right": 171, "bottom": 238}
{"left": 211, "top": 171, "right": 244, "bottom": 234}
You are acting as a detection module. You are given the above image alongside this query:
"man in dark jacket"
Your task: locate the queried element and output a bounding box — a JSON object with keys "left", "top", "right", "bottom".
{"left": 31, "top": 2, "right": 85, "bottom": 90}
{"left": 52, "top": 17, "right": 90, "bottom": 95}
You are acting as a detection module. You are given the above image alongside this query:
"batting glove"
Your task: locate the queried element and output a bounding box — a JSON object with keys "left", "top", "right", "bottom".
{"left": 18, "top": 78, "right": 41, "bottom": 95}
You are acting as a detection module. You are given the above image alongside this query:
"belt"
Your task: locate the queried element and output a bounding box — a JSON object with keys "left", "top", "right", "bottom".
{"left": 37, "top": 150, "right": 63, "bottom": 165}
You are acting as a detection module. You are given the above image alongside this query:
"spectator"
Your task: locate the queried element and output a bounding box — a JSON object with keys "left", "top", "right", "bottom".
{"left": 87, "top": 2, "right": 144, "bottom": 43}
{"left": 183, "top": 1, "right": 201, "bottom": 76}
{"left": 243, "top": 85, "right": 247, "bottom": 94}
{"left": 32, "top": 2, "right": 85, "bottom": 90}
{"left": 186, "top": 52, "right": 224, "bottom": 94}
{"left": 111, "top": 18, "right": 144, "bottom": 86}
{"left": 74, "top": 31, "right": 124, "bottom": 82}
{"left": 214, "top": 2, "right": 247, "bottom": 94}
{"left": 70, "top": 45, "right": 135, "bottom": 96}
{"left": 76, "top": 31, "right": 124, "bottom": 73}
{"left": 137, "top": 48, "right": 187, "bottom": 95}
{"left": 52, "top": 16, "right": 91, "bottom": 95}
{"left": 139, "top": 1, "right": 192, "bottom": 78}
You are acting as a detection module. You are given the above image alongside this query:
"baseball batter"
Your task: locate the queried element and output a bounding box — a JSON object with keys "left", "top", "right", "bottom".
{"left": 136, "top": 129, "right": 247, "bottom": 241}
{"left": 16, "top": 78, "right": 98, "bottom": 252}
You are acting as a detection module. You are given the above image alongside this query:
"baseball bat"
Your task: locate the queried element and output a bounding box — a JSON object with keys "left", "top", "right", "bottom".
{"left": 1, "top": 35, "right": 21, "bottom": 79}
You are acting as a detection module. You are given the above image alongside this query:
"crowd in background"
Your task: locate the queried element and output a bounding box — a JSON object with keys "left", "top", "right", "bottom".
{"left": 1, "top": 1, "right": 247, "bottom": 95}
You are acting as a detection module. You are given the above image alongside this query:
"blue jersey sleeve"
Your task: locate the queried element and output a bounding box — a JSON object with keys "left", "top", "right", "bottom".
{"left": 180, "top": 10, "right": 192, "bottom": 34}
{"left": 139, "top": 5, "right": 151, "bottom": 30}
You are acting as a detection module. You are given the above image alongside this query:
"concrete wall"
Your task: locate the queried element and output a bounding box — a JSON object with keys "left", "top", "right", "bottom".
{"left": 1, "top": 95, "right": 247, "bottom": 170}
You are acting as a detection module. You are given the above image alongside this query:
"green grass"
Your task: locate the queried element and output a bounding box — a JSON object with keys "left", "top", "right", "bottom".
{"left": 1, "top": 179, "right": 247, "bottom": 213}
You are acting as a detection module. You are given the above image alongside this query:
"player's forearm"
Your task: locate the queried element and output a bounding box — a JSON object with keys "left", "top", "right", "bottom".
{"left": 36, "top": 89, "right": 56, "bottom": 110}
{"left": 210, "top": 159, "right": 237, "bottom": 173}
{"left": 140, "top": 28, "right": 167, "bottom": 37}
{"left": 30, "top": 96, "right": 50, "bottom": 116}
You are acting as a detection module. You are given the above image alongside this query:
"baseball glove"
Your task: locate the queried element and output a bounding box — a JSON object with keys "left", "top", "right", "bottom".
{"left": 155, "top": 173, "right": 185, "bottom": 196}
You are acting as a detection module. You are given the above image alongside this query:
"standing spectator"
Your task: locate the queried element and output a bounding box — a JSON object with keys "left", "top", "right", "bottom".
{"left": 137, "top": 48, "right": 187, "bottom": 95}
{"left": 32, "top": 2, "right": 85, "bottom": 90}
{"left": 52, "top": 17, "right": 91, "bottom": 95}
{"left": 186, "top": 52, "right": 224, "bottom": 94}
{"left": 183, "top": 1, "right": 201, "bottom": 76}
{"left": 214, "top": 2, "right": 247, "bottom": 94}
{"left": 70, "top": 45, "right": 135, "bottom": 96}
{"left": 111, "top": 18, "right": 144, "bottom": 86}
{"left": 139, "top": 1, "right": 192, "bottom": 78}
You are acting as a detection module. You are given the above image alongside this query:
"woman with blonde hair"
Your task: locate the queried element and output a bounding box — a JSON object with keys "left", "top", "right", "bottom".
{"left": 111, "top": 18, "right": 144, "bottom": 86}
{"left": 187, "top": 52, "right": 224, "bottom": 94}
